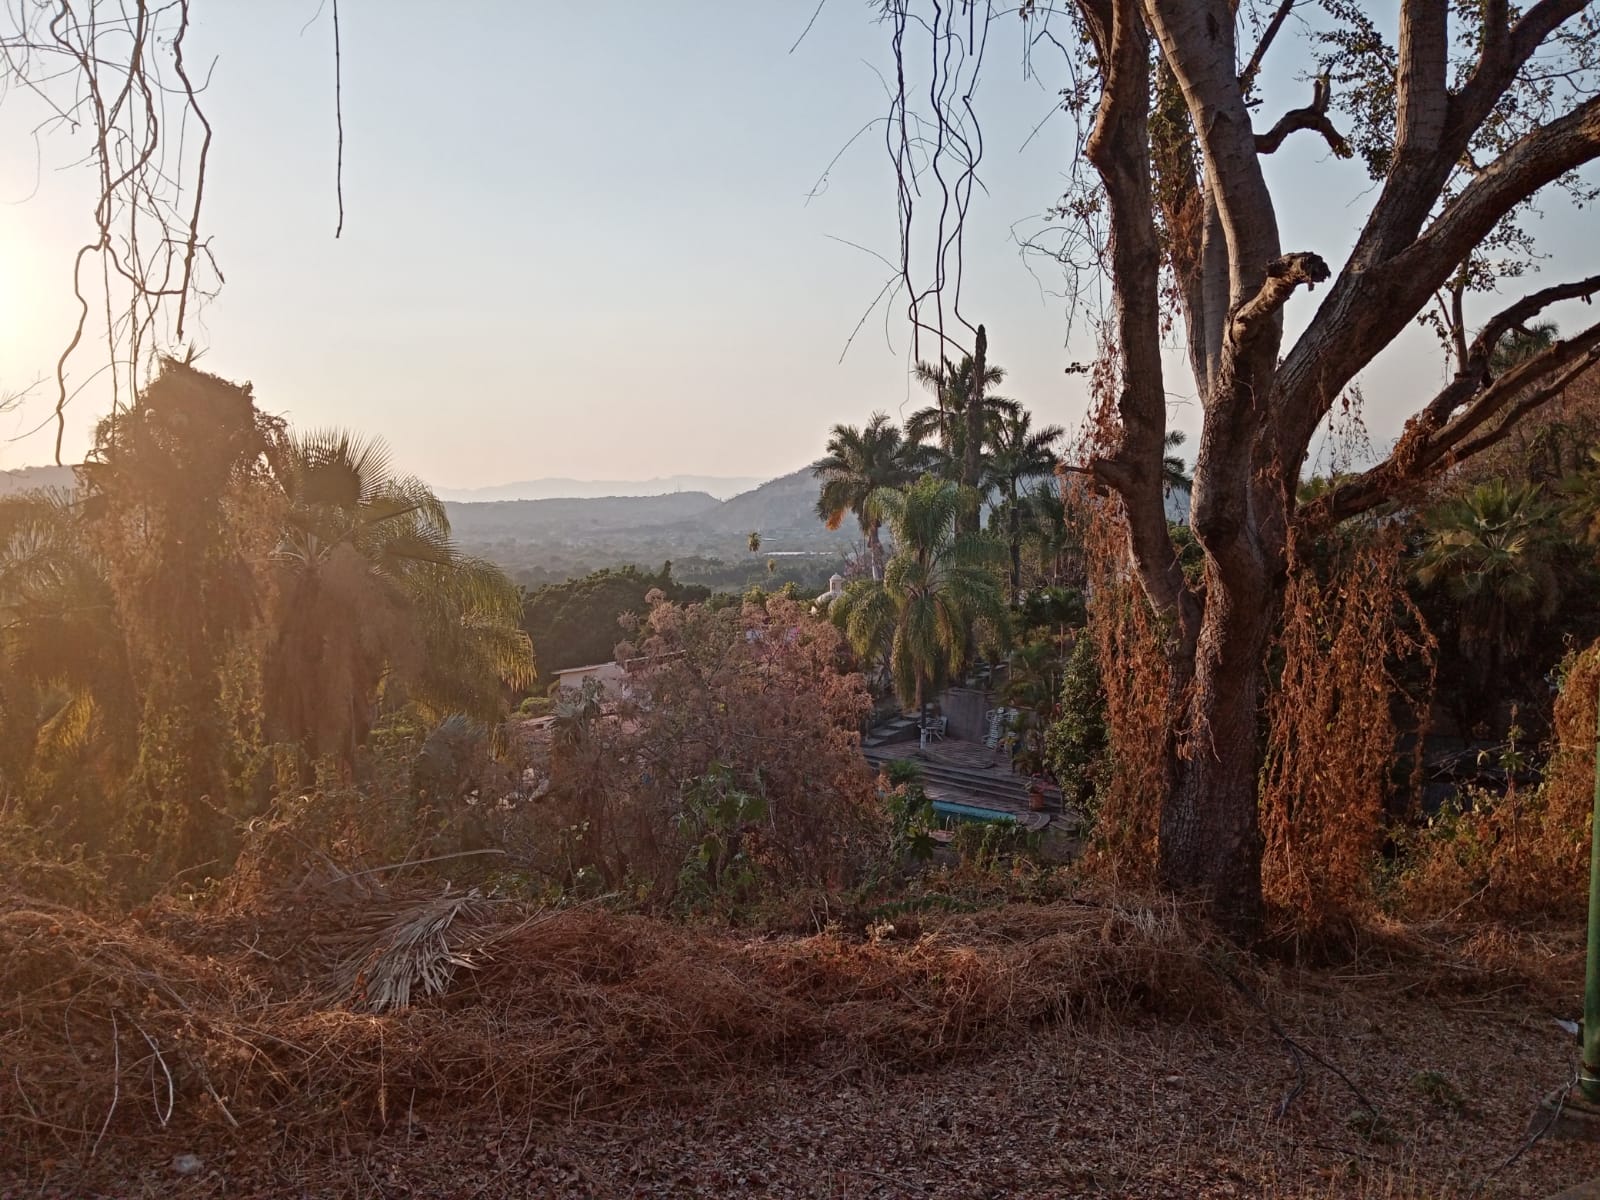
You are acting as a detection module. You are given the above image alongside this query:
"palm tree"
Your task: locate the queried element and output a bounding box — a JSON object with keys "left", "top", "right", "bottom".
{"left": 747, "top": 531, "right": 761, "bottom": 554}
{"left": 830, "top": 475, "right": 1008, "bottom": 713}
{"left": 0, "top": 490, "right": 132, "bottom": 815}
{"left": 906, "top": 355, "right": 1020, "bottom": 493}
{"left": 984, "top": 411, "right": 1064, "bottom": 597}
{"left": 1163, "top": 430, "right": 1193, "bottom": 495}
{"left": 813, "top": 412, "right": 925, "bottom": 580}
{"left": 1490, "top": 321, "right": 1559, "bottom": 377}
{"left": 265, "top": 430, "right": 534, "bottom": 769}
{"left": 1414, "top": 479, "right": 1561, "bottom": 687}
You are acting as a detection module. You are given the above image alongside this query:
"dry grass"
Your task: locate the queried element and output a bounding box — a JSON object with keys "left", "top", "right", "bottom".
{"left": 0, "top": 886, "right": 1232, "bottom": 1153}
{"left": 1, "top": 884, "right": 1593, "bottom": 1197}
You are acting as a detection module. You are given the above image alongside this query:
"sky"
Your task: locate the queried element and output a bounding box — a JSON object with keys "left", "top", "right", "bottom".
{"left": 0, "top": 2, "right": 1596, "bottom": 490}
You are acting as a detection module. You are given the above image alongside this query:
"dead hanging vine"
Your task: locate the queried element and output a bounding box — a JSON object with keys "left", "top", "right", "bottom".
{"left": 1, "top": 1, "right": 350, "bottom": 460}
{"left": 1259, "top": 529, "right": 1435, "bottom": 928}
{"left": 879, "top": 0, "right": 996, "bottom": 364}
{"left": 0, "top": 1, "right": 224, "bottom": 458}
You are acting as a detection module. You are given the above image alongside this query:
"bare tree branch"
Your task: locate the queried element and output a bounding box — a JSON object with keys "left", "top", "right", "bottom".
{"left": 1307, "top": 317, "right": 1600, "bottom": 525}
{"left": 1228, "top": 252, "right": 1331, "bottom": 349}
{"left": 1254, "top": 77, "right": 1351, "bottom": 157}
{"left": 1238, "top": 0, "right": 1296, "bottom": 93}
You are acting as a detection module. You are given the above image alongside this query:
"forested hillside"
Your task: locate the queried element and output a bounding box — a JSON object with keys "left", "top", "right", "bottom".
{"left": 448, "top": 469, "right": 850, "bottom": 588}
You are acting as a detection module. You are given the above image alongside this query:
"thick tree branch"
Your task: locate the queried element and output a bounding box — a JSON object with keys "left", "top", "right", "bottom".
{"left": 1228, "top": 253, "right": 1331, "bottom": 350}
{"left": 1144, "top": 0, "right": 1281, "bottom": 306}
{"left": 1305, "top": 320, "right": 1600, "bottom": 525}
{"left": 1394, "top": 0, "right": 1450, "bottom": 168}
{"left": 1392, "top": 94, "right": 1600, "bottom": 304}
{"left": 1078, "top": 0, "right": 1185, "bottom": 619}
{"left": 1344, "top": 0, "right": 1590, "bottom": 272}
{"left": 1254, "top": 78, "right": 1352, "bottom": 157}
{"left": 1279, "top": 92, "right": 1600, "bottom": 457}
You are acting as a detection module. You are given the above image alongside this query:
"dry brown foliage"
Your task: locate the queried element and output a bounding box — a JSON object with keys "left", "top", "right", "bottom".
{"left": 1261, "top": 531, "right": 1434, "bottom": 929}
{"left": 0, "top": 885, "right": 1242, "bottom": 1166}
{"left": 1401, "top": 638, "right": 1599, "bottom": 919}
{"left": 1081, "top": 502, "right": 1171, "bottom": 886}
{"left": 1066, "top": 341, "right": 1172, "bottom": 886}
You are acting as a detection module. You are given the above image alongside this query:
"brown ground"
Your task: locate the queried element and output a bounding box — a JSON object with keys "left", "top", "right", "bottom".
{"left": 4, "top": 890, "right": 1598, "bottom": 1199}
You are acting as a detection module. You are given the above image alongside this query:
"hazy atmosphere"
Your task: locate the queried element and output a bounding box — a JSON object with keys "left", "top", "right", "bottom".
{"left": 5, "top": 2, "right": 1595, "bottom": 489}
{"left": 6, "top": 3, "right": 1600, "bottom": 1196}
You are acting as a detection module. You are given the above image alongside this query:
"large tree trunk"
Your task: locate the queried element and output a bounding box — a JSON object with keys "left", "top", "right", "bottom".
{"left": 959, "top": 324, "right": 988, "bottom": 535}
{"left": 1159, "top": 574, "right": 1281, "bottom": 938}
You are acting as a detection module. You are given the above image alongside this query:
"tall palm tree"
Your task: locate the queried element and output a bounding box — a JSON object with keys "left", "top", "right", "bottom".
{"left": 1414, "top": 479, "right": 1561, "bottom": 687}
{"left": 265, "top": 430, "right": 534, "bottom": 768}
{"left": 830, "top": 475, "right": 1008, "bottom": 713}
{"left": 813, "top": 412, "right": 925, "bottom": 580}
{"left": 906, "top": 355, "right": 1020, "bottom": 493}
{"left": 984, "top": 411, "right": 1064, "bottom": 597}
{"left": 79, "top": 360, "right": 282, "bottom": 868}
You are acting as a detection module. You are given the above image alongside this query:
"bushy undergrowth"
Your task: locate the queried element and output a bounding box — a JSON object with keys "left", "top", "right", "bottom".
{"left": 1395, "top": 641, "right": 1600, "bottom": 920}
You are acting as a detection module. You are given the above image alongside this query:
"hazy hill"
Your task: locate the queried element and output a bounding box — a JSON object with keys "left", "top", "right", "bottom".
{"left": 660, "top": 470, "right": 821, "bottom": 539}
{"left": 444, "top": 491, "right": 723, "bottom": 542}
{"left": 445, "top": 468, "right": 848, "bottom": 590}
{"left": 435, "top": 475, "right": 765, "bottom": 502}
{"left": 0, "top": 465, "right": 76, "bottom": 496}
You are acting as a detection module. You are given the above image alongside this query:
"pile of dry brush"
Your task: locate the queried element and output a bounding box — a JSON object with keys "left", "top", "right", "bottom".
{"left": 2, "top": 869, "right": 1245, "bottom": 1167}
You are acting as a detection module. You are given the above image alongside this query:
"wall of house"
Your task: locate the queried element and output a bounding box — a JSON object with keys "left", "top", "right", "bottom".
{"left": 939, "top": 687, "right": 991, "bottom": 743}
{"left": 554, "top": 661, "right": 629, "bottom": 698}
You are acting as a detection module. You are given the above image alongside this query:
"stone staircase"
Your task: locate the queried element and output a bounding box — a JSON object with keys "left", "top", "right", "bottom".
{"left": 864, "top": 745, "right": 1072, "bottom": 820}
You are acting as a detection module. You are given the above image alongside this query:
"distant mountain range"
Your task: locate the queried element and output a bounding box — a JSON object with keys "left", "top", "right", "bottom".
{"left": 433, "top": 474, "right": 769, "bottom": 502}
{"left": 0, "top": 465, "right": 75, "bottom": 496}
{"left": 443, "top": 469, "right": 849, "bottom": 586}
{"left": 0, "top": 460, "right": 1189, "bottom": 591}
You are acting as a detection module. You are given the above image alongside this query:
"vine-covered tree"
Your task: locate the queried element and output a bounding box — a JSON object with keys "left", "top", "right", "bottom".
{"left": 882, "top": 0, "right": 1600, "bottom": 935}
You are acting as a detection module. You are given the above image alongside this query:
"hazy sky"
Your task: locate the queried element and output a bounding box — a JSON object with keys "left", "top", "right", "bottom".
{"left": 1, "top": 2, "right": 1596, "bottom": 489}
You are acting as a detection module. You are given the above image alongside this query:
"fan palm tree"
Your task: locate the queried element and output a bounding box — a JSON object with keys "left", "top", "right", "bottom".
{"left": 830, "top": 475, "right": 1008, "bottom": 713}
{"left": 906, "top": 355, "right": 1020, "bottom": 494}
{"left": 0, "top": 490, "right": 132, "bottom": 812}
{"left": 813, "top": 412, "right": 925, "bottom": 580}
{"left": 1414, "top": 479, "right": 1561, "bottom": 686}
{"left": 265, "top": 430, "right": 534, "bottom": 769}
{"left": 984, "top": 411, "right": 1064, "bottom": 597}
